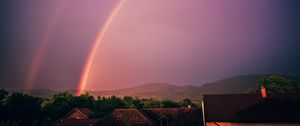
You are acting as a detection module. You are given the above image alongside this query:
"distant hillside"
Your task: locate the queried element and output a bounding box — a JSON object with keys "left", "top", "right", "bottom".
{"left": 15, "top": 74, "right": 300, "bottom": 101}
{"left": 87, "top": 75, "right": 269, "bottom": 101}
{"left": 89, "top": 83, "right": 186, "bottom": 101}
{"left": 15, "top": 89, "right": 58, "bottom": 98}
{"left": 199, "top": 75, "right": 265, "bottom": 94}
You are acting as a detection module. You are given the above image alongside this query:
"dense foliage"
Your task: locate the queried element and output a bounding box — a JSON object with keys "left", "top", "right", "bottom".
{"left": 0, "top": 89, "right": 198, "bottom": 126}
{"left": 248, "top": 75, "right": 299, "bottom": 93}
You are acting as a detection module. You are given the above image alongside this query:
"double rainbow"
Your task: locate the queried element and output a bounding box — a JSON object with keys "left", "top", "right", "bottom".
{"left": 26, "top": 2, "right": 65, "bottom": 90}
{"left": 76, "top": 0, "right": 125, "bottom": 95}
{"left": 25, "top": 1, "right": 125, "bottom": 94}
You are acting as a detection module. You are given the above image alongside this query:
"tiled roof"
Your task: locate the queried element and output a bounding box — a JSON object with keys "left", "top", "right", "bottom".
{"left": 100, "top": 108, "right": 202, "bottom": 126}
{"left": 74, "top": 108, "right": 94, "bottom": 116}
{"left": 62, "top": 108, "right": 94, "bottom": 120}
{"left": 100, "top": 109, "right": 154, "bottom": 126}
{"left": 203, "top": 93, "right": 300, "bottom": 123}
{"left": 55, "top": 119, "right": 100, "bottom": 126}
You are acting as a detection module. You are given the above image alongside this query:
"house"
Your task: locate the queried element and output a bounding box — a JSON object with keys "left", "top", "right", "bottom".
{"left": 56, "top": 107, "right": 202, "bottom": 126}
{"left": 99, "top": 108, "right": 202, "bottom": 126}
{"left": 55, "top": 108, "right": 101, "bottom": 126}
{"left": 202, "top": 91, "right": 300, "bottom": 126}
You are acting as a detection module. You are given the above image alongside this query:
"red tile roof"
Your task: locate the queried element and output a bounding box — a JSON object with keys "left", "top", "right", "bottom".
{"left": 203, "top": 93, "right": 300, "bottom": 123}
{"left": 100, "top": 108, "right": 202, "bottom": 126}
{"left": 55, "top": 119, "right": 100, "bottom": 126}
{"left": 74, "top": 108, "right": 94, "bottom": 116}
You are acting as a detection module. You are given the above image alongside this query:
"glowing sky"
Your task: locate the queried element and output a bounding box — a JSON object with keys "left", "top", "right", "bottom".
{"left": 0, "top": 0, "right": 300, "bottom": 90}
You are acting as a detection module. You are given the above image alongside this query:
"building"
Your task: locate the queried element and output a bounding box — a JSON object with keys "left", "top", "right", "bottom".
{"left": 56, "top": 89, "right": 300, "bottom": 126}
{"left": 100, "top": 108, "right": 202, "bottom": 126}
{"left": 202, "top": 92, "right": 300, "bottom": 126}
{"left": 55, "top": 108, "right": 101, "bottom": 126}
{"left": 56, "top": 108, "right": 202, "bottom": 126}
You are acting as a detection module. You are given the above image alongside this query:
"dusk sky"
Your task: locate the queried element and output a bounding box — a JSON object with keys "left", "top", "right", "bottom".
{"left": 0, "top": 0, "right": 300, "bottom": 91}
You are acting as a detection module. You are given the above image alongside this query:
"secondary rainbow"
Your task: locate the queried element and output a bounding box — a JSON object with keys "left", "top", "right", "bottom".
{"left": 77, "top": 0, "right": 125, "bottom": 95}
{"left": 26, "top": 3, "right": 65, "bottom": 90}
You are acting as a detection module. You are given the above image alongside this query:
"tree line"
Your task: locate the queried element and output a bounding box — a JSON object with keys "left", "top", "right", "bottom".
{"left": 0, "top": 89, "right": 198, "bottom": 126}
{"left": 0, "top": 75, "right": 298, "bottom": 126}
{"left": 248, "top": 75, "right": 299, "bottom": 93}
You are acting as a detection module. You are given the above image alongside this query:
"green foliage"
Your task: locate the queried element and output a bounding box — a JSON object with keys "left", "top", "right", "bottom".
{"left": 43, "top": 92, "right": 97, "bottom": 120}
{"left": 248, "top": 75, "right": 299, "bottom": 93}
{"left": 161, "top": 100, "right": 179, "bottom": 108}
{"left": 43, "top": 92, "right": 74, "bottom": 120}
{"left": 72, "top": 92, "right": 95, "bottom": 108}
{"left": 93, "top": 95, "right": 126, "bottom": 117}
{"left": 122, "top": 96, "right": 134, "bottom": 107}
{"left": 0, "top": 89, "right": 8, "bottom": 108}
{"left": 142, "top": 98, "right": 161, "bottom": 108}
{"left": 132, "top": 98, "right": 144, "bottom": 109}
{"left": 1, "top": 92, "right": 43, "bottom": 125}
{"left": 178, "top": 98, "right": 197, "bottom": 108}
{"left": 0, "top": 121, "right": 20, "bottom": 126}
{"left": 0, "top": 89, "right": 8, "bottom": 101}
{"left": 0, "top": 89, "right": 200, "bottom": 125}
{"left": 182, "top": 98, "right": 192, "bottom": 104}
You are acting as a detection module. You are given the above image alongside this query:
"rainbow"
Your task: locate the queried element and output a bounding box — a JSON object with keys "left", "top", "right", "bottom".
{"left": 76, "top": 0, "right": 125, "bottom": 95}
{"left": 26, "top": 2, "right": 65, "bottom": 90}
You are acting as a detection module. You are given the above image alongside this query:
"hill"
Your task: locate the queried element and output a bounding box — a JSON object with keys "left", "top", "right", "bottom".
{"left": 88, "top": 75, "right": 268, "bottom": 101}
{"left": 199, "top": 75, "right": 264, "bottom": 94}
{"left": 15, "top": 88, "right": 57, "bottom": 98}
{"left": 89, "top": 83, "right": 186, "bottom": 100}
{"left": 16, "top": 74, "right": 300, "bottom": 101}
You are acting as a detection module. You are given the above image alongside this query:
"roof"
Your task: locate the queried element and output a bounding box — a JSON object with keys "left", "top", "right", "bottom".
{"left": 55, "top": 119, "right": 101, "bottom": 126}
{"left": 62, "top": 108, "right": 94, "bottom": 119}
{"left": 57, "top": 108, "right": 99, "bottom": 126}
{"left": 75, "top": 108, "right": 94, "bottom": 116}
{"left": 100, "top": 109, "right": 154, "bottom": 126}
{"left": 203, "top": 93, "right": 300, "bottom": 123}
{"left": 100, "top": 108, "right": 202, "bottom": 126}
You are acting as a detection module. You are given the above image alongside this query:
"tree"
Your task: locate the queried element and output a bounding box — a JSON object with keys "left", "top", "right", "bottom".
{"left": 142, "top": 99, "right": 161, "bottom": 108}
{"left": 122, "top": 96, "right": 134, "bottom": 108}
{"left": 3, "top": 92, "right": 42, "bottom": 125}
{"left": 71, "top": 92, "right": 95, "bottom": 108}
{"left": 109, "top": 95, "right": 126, "bottom": 109}
{"left": 0, "top": 89, "right": 8, "bottom": 102}
{"left": 43, "top": 92, "right": 74, "bottom": 120}
{"left": 0, "top": 89, "right": 8, "bottom": 108}
{"left": 248, "top": 75, "right": 299, "bottom": 93}
{"left": 132, "top": 98, "right": 144, "bottom": 109}
{"left": 161, "top": 100, "right": 179, "bottom": 108}
{"left": 179, "top": 98, "right": 197, "bottom": 108}
{"left": 93, "top": 95, "right": 126, "bottom": 117}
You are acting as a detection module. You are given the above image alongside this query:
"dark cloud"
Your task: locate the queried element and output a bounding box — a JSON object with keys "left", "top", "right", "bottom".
{"left": 0, "top": 0, "right": 299, "bottom": 90}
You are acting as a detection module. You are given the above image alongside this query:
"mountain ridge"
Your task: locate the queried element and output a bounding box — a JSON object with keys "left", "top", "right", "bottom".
{"left": 13, "top": 74, "right": 300, "bottom": 101}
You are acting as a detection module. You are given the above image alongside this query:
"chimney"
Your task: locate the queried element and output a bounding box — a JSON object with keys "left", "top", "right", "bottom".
{"left": 261, "top": 86, "right": 267, "bottom": 98}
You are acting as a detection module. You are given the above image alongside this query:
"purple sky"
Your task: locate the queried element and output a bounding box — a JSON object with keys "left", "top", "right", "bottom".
{"left": 0, "top": 0, "right": 300, "bottom": 90}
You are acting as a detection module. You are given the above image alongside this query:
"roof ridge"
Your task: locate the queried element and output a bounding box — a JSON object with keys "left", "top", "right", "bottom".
{"left": 135, "top": 109, "right": 157, "bottom": 126}
{"left": 75, "top": 108, "right": 93, "bottom": 115}
{"left": 61, "top": 108, "right": 89, "bottom": 120}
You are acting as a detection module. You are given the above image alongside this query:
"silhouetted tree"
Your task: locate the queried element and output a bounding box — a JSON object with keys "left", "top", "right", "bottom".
{"left": 43, "top": 92, "right": 74, "bottom": 120}
{"left": 122, "top": 96, "right": 134, "bottom": 107}
{"left": 3, "top": 92, "right": 42, "bottom": 125}
{"left": 179, "top": 98, "right": 197, "bottom": 108}
{"left": 0, "top": 89, "right": 201, "bottom": 125}
{"left": 0, "top": 89, "right": 8, "bottom": 111}
{"left": 132, "top": 98, "right": 144, "bottom": 109}
{"left": 93, "top": 95, "right": 126, "bottom": 117}
{"left": 0, "top": 89, "right": 8, "bottom": 103}
{"left": 71, "top": 92, "right": 95, "bottom": 108}
{"left": 248, "top": 75, "right": 299, "bottom": 93}
{"left": 161, "top": 100, "right": 179, "bottom": 108}
{"left": 142, "top": 98, "right": 161, "bottom": 108}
